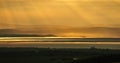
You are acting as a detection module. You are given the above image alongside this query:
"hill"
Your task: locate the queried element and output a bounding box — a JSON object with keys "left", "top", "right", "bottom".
{"left": 0, "top": 25, "right": 120, "bottom": 37}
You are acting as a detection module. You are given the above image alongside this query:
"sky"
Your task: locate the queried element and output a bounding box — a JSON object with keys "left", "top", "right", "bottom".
{"left": 0, "top": 0, "right": 120, "bottom": 28}
{"left": 0, "top": 0, "right": 120, "bottom": 38}
{"left": 0, "top": 0, "right": 120, "bottom": 48}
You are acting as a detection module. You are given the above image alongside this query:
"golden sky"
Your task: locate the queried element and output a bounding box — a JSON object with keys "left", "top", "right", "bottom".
{"left": 0, "top": 0, "right": 120, "bottom": 28}
{"left": 0, "top": 0, "right": 120, "bottom": 47}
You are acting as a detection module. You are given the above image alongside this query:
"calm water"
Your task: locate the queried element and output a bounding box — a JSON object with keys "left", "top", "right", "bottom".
{"left": 0, "top": 37, "right": 120, "bottom": 49}
{"left": 0, "top": 42, "right": 120, "bottom": 49}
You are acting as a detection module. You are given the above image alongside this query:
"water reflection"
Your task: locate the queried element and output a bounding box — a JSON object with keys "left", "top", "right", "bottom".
{"left": 0, "top": 37, "right": 120, "bottom": 49}
{"left": 0, "top": 42, "right": 120, "bottom": 49}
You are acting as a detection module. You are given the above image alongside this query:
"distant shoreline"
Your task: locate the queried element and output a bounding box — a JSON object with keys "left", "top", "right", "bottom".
{"left": 0, "top": 37, "right": 120, "bottom": 42}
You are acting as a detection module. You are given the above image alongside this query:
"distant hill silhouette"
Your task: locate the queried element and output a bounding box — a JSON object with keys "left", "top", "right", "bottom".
{"left": 0, "top": 26, "right": 120, "bottom": 37}
{"left": 0, "top": 29, "right": 18, "bottom": 34}
{"left": 0, "top": 29, "right": 57, "bottom": 37}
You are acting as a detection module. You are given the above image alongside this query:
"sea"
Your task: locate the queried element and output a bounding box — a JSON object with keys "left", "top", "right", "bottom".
{"left": 0, "top": 37, "right": 120, "bottom": 49}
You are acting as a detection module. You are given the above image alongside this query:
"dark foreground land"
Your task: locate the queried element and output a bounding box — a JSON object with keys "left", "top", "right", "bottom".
{"left": 0, "top": 47, "right": 120, "bottom": 63}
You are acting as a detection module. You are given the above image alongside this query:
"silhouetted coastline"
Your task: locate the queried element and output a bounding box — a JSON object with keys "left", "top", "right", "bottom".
{"left": 0, "top": 47, "right": 120, "bottom": 63}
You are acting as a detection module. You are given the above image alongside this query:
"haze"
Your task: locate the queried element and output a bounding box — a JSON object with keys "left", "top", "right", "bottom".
{"left": 0, "top": 0, "right": 120, "bottom": 48}
{"left": 0, "top": 0, "right": 120, "bottom": 28}
{"left": 0, "top": 0, "right": 120, "bottom": 37}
